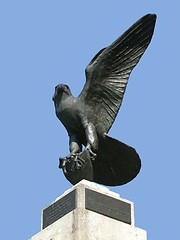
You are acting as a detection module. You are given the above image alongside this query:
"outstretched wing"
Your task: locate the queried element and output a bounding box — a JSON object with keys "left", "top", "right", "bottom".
{"left": 78, "top": 14, "right": 156, "bottom": 134}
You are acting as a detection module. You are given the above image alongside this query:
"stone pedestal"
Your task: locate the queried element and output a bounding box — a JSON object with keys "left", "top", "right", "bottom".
{"left": 29, "top": 180, "right": 147, "bottom": 240}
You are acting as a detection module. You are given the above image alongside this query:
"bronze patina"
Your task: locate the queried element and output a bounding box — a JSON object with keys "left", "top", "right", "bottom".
{"left": 53, "top": 14, "right": 156, "bottom": 186}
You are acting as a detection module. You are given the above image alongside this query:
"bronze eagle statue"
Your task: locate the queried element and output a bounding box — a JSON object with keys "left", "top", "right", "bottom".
{"left": 53, "top": 14, "right": 156, "bottom": 186}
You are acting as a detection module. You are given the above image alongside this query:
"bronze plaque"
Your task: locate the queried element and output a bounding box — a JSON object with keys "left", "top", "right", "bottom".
{"left": 42, "top": 189, "right": 76, "bottom": 229}
{"left": 85, "top": 188, "right": 131, "bottom": 224}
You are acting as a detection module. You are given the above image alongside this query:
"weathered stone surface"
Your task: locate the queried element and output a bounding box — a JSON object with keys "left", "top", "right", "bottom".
{"left": 29, "top": 180, "right": 147, "bottom": 240}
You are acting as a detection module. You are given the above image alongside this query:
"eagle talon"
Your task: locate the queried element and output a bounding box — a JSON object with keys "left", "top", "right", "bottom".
{"left": 76, "top": 157, "right": 86, "bottom": 169}
{"left": 72, "top": 154, "right": 84, "bottom": 169}
{"left": 85, "top": 145, "right": 97, "bottom": 161}
{"left": 59, "top": 157, "right": 67, "bottom": 169}
{"left": 59, "top": 153, "right": 85, "bottom": 170}
{"left": 59, "top": 153, "right": 76, "bottom": 169}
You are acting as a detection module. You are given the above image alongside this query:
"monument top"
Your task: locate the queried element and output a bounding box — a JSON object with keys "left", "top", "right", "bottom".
{"left": 52, "top": 180, "right": 120, "bottom": 203}
{"left": 29, "top": 180, "right": 147, "bottom": 240}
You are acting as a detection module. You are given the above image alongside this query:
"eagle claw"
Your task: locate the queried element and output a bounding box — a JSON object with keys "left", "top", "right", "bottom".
{"left": 59, "top": 153, "right": 86, "bottom": 173}
{"left": 85, "top": 145, "right": 97, "bottom": 161}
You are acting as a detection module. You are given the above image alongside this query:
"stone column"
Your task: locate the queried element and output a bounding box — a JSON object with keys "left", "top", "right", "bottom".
{"left": 29, "top": 180, "right": 147, "bottom": 240}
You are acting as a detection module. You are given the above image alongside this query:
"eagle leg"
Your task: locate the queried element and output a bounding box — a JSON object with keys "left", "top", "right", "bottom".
{"left": 85, "top": 123, "right": 98, "bottom": 160}
{"left": 69, "top": 134, "right": 82, "bottom": 154}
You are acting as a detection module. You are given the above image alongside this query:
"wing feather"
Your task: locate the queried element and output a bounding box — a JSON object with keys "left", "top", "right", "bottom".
{"left": 78, "top": 14, "right": 156, "bottom": 134}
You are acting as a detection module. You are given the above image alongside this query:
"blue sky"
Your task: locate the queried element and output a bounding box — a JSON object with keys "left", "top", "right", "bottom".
{"left": 1, "top": 1, "right": 179, "bottom": 239}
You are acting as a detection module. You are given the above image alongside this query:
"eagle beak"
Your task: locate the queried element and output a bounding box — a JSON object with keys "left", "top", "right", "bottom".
{"left": 52, "top": 85, "right": 59, "bottom": 101}
{"left": 52, "top": 91, "right": 57, "bottom": 101}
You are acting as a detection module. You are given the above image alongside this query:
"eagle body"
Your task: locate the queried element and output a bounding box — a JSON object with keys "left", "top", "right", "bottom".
{"left": 53, "top": 14, "right": 156, "bottom": 186}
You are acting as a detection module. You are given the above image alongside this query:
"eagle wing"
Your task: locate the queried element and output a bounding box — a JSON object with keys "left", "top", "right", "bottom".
{"left": 78, "top": 14, "right": 156, "bottom": 134}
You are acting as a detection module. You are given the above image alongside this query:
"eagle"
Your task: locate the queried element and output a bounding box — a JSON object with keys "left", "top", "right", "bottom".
{"left": 53, "top": 14, "right": 156, "bottom": 186}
